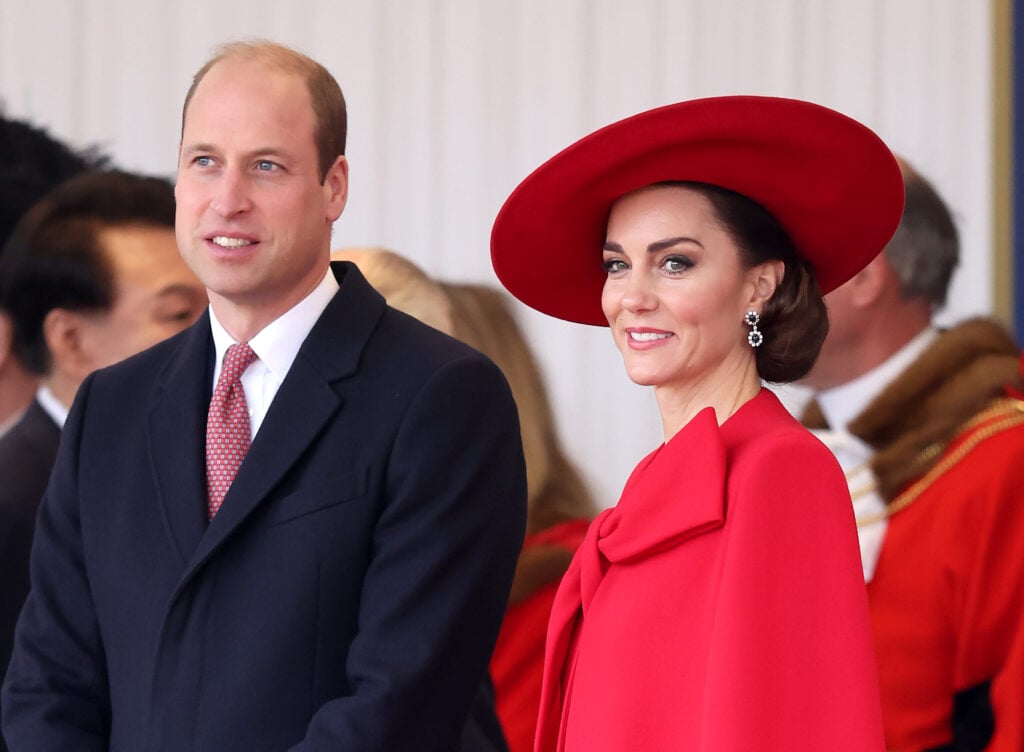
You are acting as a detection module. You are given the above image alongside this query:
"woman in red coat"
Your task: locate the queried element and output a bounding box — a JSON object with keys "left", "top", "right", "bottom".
{"left": 489, "top": 96, "right": 905, "bottom": 751}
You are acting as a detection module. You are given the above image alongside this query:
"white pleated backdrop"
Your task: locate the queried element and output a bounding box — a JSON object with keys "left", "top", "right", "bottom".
{"left": 0, "top": 0, "right": 996, "bottom": 507}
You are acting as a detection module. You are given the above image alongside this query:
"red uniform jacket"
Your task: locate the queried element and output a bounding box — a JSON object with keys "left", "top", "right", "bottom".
{"left": 866, "top": 397, "right": 1024, "bottom": 751}
{"left": 536, "top": 390, "right": 883, "bottom": 751}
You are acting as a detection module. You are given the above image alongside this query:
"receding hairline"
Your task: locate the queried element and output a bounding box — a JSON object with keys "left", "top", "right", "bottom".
{"left": 179, "top": 40, "right": 347, "bottom": 182}
{"left": 181, "top": 41, "right": 321, "bottom": 135}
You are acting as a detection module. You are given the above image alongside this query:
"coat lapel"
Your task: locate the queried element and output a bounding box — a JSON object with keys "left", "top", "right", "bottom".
{"left": 147, "top": 313, "right": 214, "bottom": 567}
{"left": 19, "top": 399, "right": 61, "bottom": 451}
{"left": 186, "top": 357, "right": 342, "bottom": 570}
{"left": 176, "top": 262, "right": 386, "bottom": 586}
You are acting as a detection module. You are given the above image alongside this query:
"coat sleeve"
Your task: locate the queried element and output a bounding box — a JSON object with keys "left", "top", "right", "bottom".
{"left": 294, "top": 354, "right": 527, "bottom": 751}
{"left": 699, "top": 434, "right": 885, "bottom": 752}
{"left": 1, "top": 373, "right": 111, "bottom": 751}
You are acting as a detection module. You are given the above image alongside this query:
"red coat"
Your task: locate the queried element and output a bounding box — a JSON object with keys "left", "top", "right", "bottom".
{"left": 536, "top": 390, "right": 884, "bottom": 751}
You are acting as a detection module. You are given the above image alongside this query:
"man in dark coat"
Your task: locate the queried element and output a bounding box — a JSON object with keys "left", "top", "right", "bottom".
{"left": 2, "top": 40, "right": 526, "bottom": 752}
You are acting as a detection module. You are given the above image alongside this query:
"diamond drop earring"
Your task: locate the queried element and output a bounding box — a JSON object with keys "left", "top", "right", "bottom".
{"left": 745, "top": 310, "right": 763, "bottom": 348}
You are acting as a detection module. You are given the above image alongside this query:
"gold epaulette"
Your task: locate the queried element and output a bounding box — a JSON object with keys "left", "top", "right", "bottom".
{"left": 856, "top": 397, "right": 1024, "bottom": 528}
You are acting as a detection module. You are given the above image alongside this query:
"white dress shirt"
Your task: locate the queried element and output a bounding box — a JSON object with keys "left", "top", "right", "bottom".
{"left": 813, "top": 326, "right": 939, "bottom": 581}
{"left": 36, "top": 384, "right": 69, "bottom": 429}
{"left": 208, "top": 268, "right": 339, "bottom": 440}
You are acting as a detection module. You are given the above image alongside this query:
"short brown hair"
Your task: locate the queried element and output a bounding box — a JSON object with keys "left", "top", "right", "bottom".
{"left": 181, "top": 40, "right": 347, "bottom": 183}
{"left": 669, "top": 182, "right": 829, "bottom": 384}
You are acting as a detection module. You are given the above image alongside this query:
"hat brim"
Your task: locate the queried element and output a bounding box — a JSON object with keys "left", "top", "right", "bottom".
{"left": 490, "top": 96, "right": 905, "bottom": 326}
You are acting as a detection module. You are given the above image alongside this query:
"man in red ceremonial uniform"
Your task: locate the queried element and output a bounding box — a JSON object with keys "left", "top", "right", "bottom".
{"left": 801, "top": 158, "right": 1024, "bottom": 752}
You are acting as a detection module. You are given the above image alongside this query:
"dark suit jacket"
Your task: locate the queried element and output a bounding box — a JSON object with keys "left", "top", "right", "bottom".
{"left": 2, "top": 263, "right": 527, "bottom": 752}
{"left": 0, "top": 399, "right": 60, "bottom": 752}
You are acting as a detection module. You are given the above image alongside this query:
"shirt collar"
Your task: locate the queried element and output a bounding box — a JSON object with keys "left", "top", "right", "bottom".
{"left": 817, "top": 326, "right": 940, "bottom": 431}
{"left": 209, "top": 267, "right": 340, "bottom": 378}
{"left": 36, "top": 384, "right": 69, "bottom": 428}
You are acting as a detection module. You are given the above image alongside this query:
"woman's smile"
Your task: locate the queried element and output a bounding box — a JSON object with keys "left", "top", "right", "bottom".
{"left": 625, "top": 327, "right": 674, "bottom": 349}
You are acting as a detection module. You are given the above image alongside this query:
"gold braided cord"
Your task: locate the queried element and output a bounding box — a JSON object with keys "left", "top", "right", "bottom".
{"left": 846, "top": 462, "right": 878, "bottom": 503}
{"left": 855, "top": 398, "right": 1024, "bottom": 528}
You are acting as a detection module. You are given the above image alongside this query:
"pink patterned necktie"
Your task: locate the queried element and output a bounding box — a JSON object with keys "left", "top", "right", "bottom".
{"left": 206, "top": 342, "right": 259, "bottom": 519}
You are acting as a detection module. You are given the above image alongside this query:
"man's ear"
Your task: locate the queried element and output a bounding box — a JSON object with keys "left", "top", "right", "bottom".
{"left": 42, "top": 308, "right": 93, "bottom": 380}
{"left": 324, "top": 155, "right": 349, "bottom": 223}
{"left": 0, "top": 313, "right": 14, "bottom": 370}
{"left": 845, "top": 253, "right": 891, "bottom": 309}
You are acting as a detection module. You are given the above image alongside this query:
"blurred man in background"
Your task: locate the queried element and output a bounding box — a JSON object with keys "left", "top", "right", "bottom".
{"left": 0, "top": 170, "right": 206, "bottom": 742}
{"left": 0, "top": 114, "right": 105, "bottom": 435}
{"left": 800, "top": 158, "right": 1024, "bottom": 751}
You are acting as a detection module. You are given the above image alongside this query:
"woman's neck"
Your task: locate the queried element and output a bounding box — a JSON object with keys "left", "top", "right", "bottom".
{"left": 655, "top": 358, "right": 762, "bottom": 441}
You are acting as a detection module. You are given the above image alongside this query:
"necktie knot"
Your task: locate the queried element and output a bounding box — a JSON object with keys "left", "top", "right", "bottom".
{"left": 222, "top": 342, "right": 258, "bottom": 380}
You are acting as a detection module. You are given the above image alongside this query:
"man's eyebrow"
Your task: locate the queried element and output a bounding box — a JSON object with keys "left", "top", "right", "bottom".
{"left": 180, "top": 144, "right": 292, "bottom": 161}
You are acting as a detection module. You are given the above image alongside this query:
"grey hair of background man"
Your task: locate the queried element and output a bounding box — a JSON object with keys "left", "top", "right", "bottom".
{"left": 884, "top": 158, "right": 959, "bottom": 309}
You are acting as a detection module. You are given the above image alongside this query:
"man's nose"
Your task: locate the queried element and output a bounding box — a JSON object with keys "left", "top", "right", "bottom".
{"left": 209, "top": 169, "right": 253, "bottom": 217}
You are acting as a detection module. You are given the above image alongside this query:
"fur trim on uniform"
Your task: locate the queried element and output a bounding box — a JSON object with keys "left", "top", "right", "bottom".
{"left": 803, "top": 318, "right": 1022, "bottom": 501}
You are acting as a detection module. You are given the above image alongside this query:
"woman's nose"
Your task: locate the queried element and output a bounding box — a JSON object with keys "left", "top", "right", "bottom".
{"left": 620, "top": 271, "right": 657, "bottom": 313}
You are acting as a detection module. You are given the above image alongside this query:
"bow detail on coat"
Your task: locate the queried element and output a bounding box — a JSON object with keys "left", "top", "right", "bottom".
{"left": 536, "top": 407, "right": 729, "bottom": 750}
{"left": 598, "top": 409, "right": 727, "bottom": 556}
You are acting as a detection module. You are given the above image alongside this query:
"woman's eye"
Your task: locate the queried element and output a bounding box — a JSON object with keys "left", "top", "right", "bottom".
{"left": 662, "top": 255, "right": 693, "bottom": 273}
{"left": 602, "top": 257, "right": 628, "bottom": 274}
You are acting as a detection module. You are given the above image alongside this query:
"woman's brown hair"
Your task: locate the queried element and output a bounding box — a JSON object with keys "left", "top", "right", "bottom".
{"left": 667, "top": 182, "right": 830, "bottom": 383}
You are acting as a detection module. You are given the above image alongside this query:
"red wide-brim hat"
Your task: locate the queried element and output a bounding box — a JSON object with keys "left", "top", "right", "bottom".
{"left": 491, "top": 95, "right": 905, "bottom": 326}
